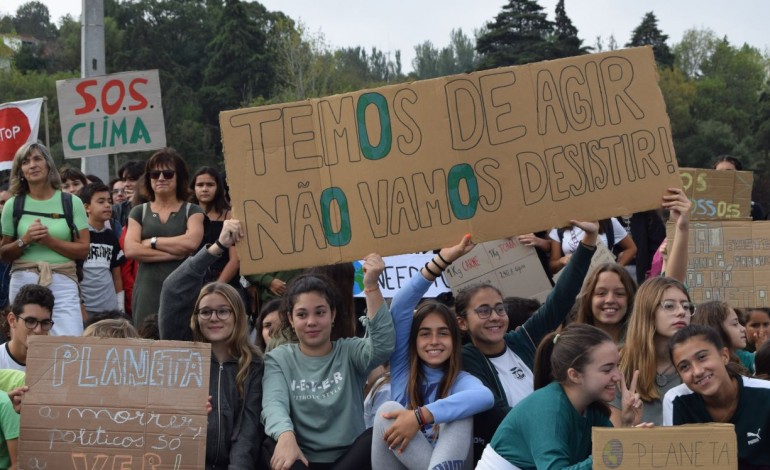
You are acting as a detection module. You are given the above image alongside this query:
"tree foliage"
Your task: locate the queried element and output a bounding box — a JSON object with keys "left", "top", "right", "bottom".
{"left": 626, "top": 12, "right": 674, "bottom": 68}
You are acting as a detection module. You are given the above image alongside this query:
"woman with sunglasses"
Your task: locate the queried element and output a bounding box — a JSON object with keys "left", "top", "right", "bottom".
{"left": 125, "top": 148, "right": 204, "bottom": 328}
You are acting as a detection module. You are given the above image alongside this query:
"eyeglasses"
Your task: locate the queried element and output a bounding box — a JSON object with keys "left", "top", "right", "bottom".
{"left": 112, "top": 189, "right": 126, "bottom": 195}
{"left": 472, "top": 304, "right": 507, "bottom": 320}
{"left": 196, "top": 307, "right": 234, "bottom": 320}
{"left": 14, "top": 314, "right": 54, "bottom": 331}
{"left": 149, "top": 170, "right": 175, "bottom": 180}
{"left": 659, "top": 300, "right": 696, "bottom": 315}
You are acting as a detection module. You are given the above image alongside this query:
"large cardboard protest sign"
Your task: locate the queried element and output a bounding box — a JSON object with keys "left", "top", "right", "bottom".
{"left": 443, "top": 238, "right": 552, "bottom": 302}
{"left": 19, "top": 336, "right": 210, "bottom": 469}
{"left": 57, "top": 70, "right": 166, "bottom": 158}
{"left": 353, "top": 253, "right": 450, "bottom": 298}
{"left": 668, "top": 221, "right": 770, "bottom": 308}
{"left": 680, "top": 168, "right": 752, "bottom": 221}
{"left": 221, "top": 47, "right": 682, "bottom": 274}
{"left": 593, "top": 424, "right": 737, "bottom": 469}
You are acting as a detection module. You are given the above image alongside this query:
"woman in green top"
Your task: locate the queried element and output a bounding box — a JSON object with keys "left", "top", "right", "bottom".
{"left": 476, "top": 324, "right": 644, "bottom": 470}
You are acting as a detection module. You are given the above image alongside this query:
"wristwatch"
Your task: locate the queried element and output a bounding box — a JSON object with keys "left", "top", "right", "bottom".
{"left": 150, "top": 237, "right": 158, "bottom": 249}
{"left": 16, "top": 238, "right": 26, "bottom": 249}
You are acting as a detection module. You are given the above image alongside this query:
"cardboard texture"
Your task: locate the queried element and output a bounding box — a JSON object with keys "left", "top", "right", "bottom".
{"left": 667, "top": 221, "right": 770, "bottom": 308}
{"left": 592, "top": 424, "right": 737, "bottom": 470}
{"left": 444, "top": 238, "right": 552, "bottom": 303}
{"left": 19, "top": 336, "right": 210, "bottom": 470}
{"left": 57, "top": 70, "right": 166, "bottom": 158}
{"left": 220, "top": 47, "right": 682, "bottom": 274}
{"left": 680, "top": 168, "right": 752, "bottom": 221}
{"left": 352, "top": 253, "right": 450, "bottom": 298}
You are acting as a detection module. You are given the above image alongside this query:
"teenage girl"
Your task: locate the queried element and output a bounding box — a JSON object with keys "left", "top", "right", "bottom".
{"left": 456, "top": 222, "right": 599, "bottom": 461}
{"left": 664, "top": 324, "right": 770, "bottom": 469}
{"left": 190, "top": 166, "right": 240, "bottom": 286}
{"left": 571, "top": 188, "right": 691, "bottom": 344}
{"left": 476, "top": 324, "right": 644, "bottom": 469}
{"left": 261, "top": 256, "right": 394, "bottom": 470}
{"left": 548, "top": 218, "right": 636, "bottom": 274}
{"left": 691, "top": 300, "right": 751, "bottom": 374}
{"left": 372, "top": 234, "right": 494, "bottom": 469}
{"left": 191, "top": 282, "right": 262, "bottom": 469}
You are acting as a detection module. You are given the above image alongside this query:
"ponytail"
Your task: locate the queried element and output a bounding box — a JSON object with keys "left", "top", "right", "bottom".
{"left": 534, "top": 331, "right": 558, "bottom": 390}
{"left": 534, "top": 324, "right": 614, "bottom": 391}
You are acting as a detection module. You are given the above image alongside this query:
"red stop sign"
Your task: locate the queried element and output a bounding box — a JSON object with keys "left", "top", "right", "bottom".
{"left": 0, "top": 107, "right": 32, "bottom": 161}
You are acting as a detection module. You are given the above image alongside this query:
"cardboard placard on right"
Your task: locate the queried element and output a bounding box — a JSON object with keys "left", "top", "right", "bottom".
{"left": 669, "top": 221, "right": 770, "bottom": 308}
{"left": 680, "top": 168, "right": 753, "bottom": 221}
{"left": 592, "top": 424, "right": 737, "bottom": 470}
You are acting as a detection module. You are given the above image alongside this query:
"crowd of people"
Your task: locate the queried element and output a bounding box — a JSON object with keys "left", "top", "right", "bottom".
{"left": 0, "top": 142, "right": 769, "bottom": 470}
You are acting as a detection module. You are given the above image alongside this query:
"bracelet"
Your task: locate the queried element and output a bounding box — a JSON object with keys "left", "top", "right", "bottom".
{"left": 424, "top": 261, "right": 440, "bottom": 277}
{"left": 436, "top": 252, "right": 449, "bottom": 268}
{"left": 579, "top": 241, "right": 597, "bottom": 251}
{"left": 414, "top": 408, "right": 425, "bottom": 428}
{"left": 418, "top": 406, "right": 429, "bottom": 426}
{"left": 364, "top": 285, "right": 379, "bottom": 293}
{"left": 214, "top": 240, "right": 228, "bottom": 252}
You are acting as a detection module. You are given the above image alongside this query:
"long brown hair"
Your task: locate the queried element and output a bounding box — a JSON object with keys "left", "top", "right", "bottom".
{"left": 575, "top": 263, "right": 637, "bottom": 332}
{"left": 142, "top": 147, "right": 191, "bottom": 202}
{"left": 407, "top": 301, "right": 462, "bottom": 407}
{"left": 691, "top": 301, "right": 749, "bottom": 375}
{"left": 620, "top": 276, "right": 690, "bottom": 401}
{"left": 407, "top": 301, "right": 462, "bottom": 439}
{"left": 9, "top": 141, "right": 61, "bottom": 196}
{"left": 190, "top": 283, "right": 260, "bottom": 397}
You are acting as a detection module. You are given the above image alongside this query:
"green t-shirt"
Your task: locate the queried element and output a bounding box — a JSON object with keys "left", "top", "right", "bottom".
{"left": 0, "top": 392, "right": 19, "bottom": 468}
{"left": 0, "top": 370, "right": 25, "bottom": 393}
{"left": 1, "top": 190, "right": 88, "bottom": 264}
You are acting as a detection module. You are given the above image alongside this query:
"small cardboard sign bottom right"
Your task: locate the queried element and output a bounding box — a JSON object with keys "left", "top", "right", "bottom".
{"left": 592, "top": 424, "right": 737, "bottom": 470}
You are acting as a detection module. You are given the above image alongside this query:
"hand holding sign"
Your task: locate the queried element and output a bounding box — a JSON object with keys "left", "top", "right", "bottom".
{"left": 218, "top": 219, "right": 244, "bottom": 248}
{"left": 663, "top": 187, "right": 692, "bottom": 230}
{"left": 619, "top": 369, "right": 644, "bottom": 427}
{"left": 571, "top": 220, "right": 599, "bottom": 247}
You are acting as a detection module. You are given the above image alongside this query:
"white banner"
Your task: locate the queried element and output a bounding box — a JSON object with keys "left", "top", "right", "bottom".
{"left": 0, "top": 97, "right": 44, "bottom": 170}
{"left": 353, "top": 253, "right": 450, "bottom": 298}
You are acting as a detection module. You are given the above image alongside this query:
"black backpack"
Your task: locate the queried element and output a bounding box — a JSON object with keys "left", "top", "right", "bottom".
{"left": 12, "top": 191, "right": 80, "bottom": 241}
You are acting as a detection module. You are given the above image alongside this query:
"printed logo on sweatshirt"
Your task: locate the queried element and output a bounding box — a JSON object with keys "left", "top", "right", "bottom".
{"left": 291, "top": 372, "right": 344, "bottom": 400}
{"left": 747, "top": 428, "right": 761, "bottom": 445}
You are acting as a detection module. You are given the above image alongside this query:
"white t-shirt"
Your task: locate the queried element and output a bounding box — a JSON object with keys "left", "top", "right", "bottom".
{"left": 549, "top": 218, "right": 628, "bottom": 256}
{"left": 488, "top": 347, "right": 534, "bottom": 408}
{"left": 0, "top": 342, "right": 25, "bottom": 372}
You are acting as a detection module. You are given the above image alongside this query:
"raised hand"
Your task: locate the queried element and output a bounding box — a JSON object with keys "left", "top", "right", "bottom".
{"left": 218, "top": 219, "right": 244, "bottom": 248}
{"left": 572, "top": 220, "right": 599, "bottom": 246}
{"left": 663, "top": 187, "right": 692, "bottom": 229}
{"left": 439, "top": 233, "right": 475, "bottom": 264}
{"left": 362, "top": 253, "right": 385, "bottom": 289}
{"left": 620, "top": 370, "right": 643, "bottom": 427}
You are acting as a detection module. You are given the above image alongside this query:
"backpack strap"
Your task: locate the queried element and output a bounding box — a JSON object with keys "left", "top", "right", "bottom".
{"left": 12, "top": 194, "right": 25, "bottom": 240}
{"left": 605, "top": 219, "right": 615, "bottom": 252}
{"left": 60, "top": 191, "right": 79, "bottom": 241}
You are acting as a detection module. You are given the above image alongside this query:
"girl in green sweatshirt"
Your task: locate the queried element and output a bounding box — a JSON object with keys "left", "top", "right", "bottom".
{"left": 476, "top": 324, "right": 642, "bottom": 469}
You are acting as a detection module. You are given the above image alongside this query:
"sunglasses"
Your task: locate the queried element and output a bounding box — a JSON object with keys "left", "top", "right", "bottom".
{"left": 149, "top": 170, "right": 176, "bottom": 180}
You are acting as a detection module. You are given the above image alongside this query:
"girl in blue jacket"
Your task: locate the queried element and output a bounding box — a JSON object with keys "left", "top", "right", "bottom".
{"left": 372, "top": 234, "right": 494, "bottom": 469}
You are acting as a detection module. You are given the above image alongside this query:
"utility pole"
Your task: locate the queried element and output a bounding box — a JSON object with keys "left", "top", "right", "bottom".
{"left": 80, "top": 0, "right": 110, "bottom": 181}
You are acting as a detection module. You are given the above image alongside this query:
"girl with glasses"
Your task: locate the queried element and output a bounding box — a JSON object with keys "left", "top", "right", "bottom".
{"left": 664, "top": 324, "right": 770, "bottom": 469}
{"left": 124, "top": 148, "right": 205, "bottom": 329}
{"left": 371, "top": 235, "right": 494, "bottom": 469}
{"left": 613, "top": 276, "right": 694, "bottom": 426}
{"left": 261, "top": 256, "right": 394, "bottom": 470}
{"left": 454, "top": 223, "right": 598, "bottom": 463}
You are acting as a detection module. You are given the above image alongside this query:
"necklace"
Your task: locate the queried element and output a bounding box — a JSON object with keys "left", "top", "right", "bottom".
{"left": 655, "top": 364, "right": 675, "bottom": 387}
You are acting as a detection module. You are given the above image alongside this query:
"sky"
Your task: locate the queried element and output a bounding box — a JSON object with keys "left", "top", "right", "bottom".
{"left": 3, "top": 0, "right": 769, "bottom": 72}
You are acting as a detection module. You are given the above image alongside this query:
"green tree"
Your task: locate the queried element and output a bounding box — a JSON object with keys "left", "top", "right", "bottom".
{"left": 476, "top": 0, "right": 555, "bottom": 70}
{"left": 0, "top": 15, "right": 15, "bottom": 33}
{"left": 13, "top": 42, "right": 47, "bottom": 72}
{"left": 551, "top": 0, "right": 587, "bottom": 58}
{"left": 673, "top": 28, "right": 718, "bottom": 79}
{"left": 626, "top": 12, "right": 674, "bottom": 68}
{"left": 13, "top": 1, "right": 56, "bottom": 40}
